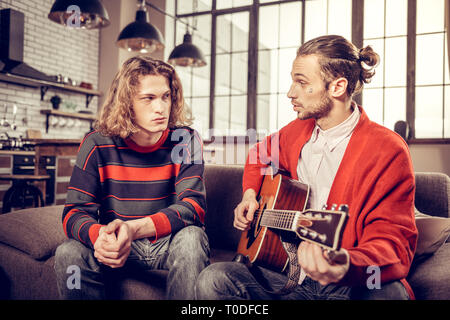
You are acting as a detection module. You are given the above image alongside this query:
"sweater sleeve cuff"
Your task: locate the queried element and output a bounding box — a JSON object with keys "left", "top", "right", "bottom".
{"left": 88, "top": 223, "right": 102, "bottom": 247}
{"left": 149, "top": 212, "right": 172, "bottom": 242}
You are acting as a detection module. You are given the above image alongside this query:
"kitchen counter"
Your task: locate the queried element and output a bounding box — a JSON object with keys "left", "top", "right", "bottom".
{"left": 29, "top": 139, "right": 82, "bottom": 145}
{"left": 0, "top": 150, "right": 35, "bottom": 155}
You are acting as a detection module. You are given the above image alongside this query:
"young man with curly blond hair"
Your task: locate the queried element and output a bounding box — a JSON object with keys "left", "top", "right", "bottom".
{"left": 55, "top": 56, "right": 209, "bottom": 300}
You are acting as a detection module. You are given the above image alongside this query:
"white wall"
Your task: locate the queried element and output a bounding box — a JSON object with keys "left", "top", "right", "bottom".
{"left": 410, "top": 144, "right": 450, "bottom": 176}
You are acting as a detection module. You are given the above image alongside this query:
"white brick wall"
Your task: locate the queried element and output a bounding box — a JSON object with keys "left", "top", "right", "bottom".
{"left": 0, "top": 0, "right": 100, "bottom": 140}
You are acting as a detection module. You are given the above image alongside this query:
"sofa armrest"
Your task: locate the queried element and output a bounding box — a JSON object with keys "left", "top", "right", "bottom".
{"left": 415, "top": 172, "right": 450, "bottom": 218}
{"left": 0, "top": 205, "right": 66, "bottom": 260}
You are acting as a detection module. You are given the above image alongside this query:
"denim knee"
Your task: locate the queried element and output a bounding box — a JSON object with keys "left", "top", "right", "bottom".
{"left": 54, "top": 239, "right": 99, "bottom": 274}
{"left": 169, "top": 225, "right": 210, "bottom": 258}
{"left": 195, "top": 263, "right": 230, "bottom": 300}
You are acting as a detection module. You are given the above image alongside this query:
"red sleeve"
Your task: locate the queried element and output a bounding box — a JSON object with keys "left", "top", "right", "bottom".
{"left": 243, "top": 132, "right": 280, "bottom": 193}
{"left": 331, "top": 129, "right": 418, "bottom": 287}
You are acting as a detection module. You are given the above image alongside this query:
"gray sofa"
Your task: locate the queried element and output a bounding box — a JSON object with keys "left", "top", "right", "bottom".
{"left": 0, "top": 165, "right": 449, "bottom": 300}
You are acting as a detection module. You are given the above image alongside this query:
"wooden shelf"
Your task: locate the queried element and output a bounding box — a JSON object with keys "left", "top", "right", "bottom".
{"left": 0, "top": 72, "right": 102, "bottom": 108}
{"left": 40, "top": 109, "right": 97, "bottom": 133}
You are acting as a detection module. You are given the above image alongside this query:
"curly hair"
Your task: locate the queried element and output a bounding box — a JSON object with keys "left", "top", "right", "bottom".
{"left": 297, "top": 35, "right": 380, "bottom": 97}
{"left": 94, "top": 55, "right": 192, "bottom": 138}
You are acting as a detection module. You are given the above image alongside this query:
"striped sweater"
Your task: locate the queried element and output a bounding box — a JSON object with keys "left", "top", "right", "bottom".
{"left": 62, "top": 127, "right": 206, "bottom": 249}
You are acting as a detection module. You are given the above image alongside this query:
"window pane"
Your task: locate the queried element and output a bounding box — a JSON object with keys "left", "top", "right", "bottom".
{"left": 192, "top": 15, "right": 212, "bottom": 55}
{"left": 385, "top": 0, "right": 407, "bottom": 37}
{"left": 415, "top": 86, "right": 443, "bottom": 138}
{"left": 191, "top": 97, "right": 210, "bottom": 136}
{"left": 305, "top": 0, "right": 327, "bottom": 41}
{"left": 363, "top": 39, "right": 384, "bottom": 89}
{"left": 416, "top": 0, "right": 445, "bottom": 34}
{"left": 445, "top": 86, "right": 450, "bottom": 138}
{"left": 231, "top": 52, "right": 248, "bottom": 95}
{"left": 216, "top": 0, "right": 252, "bottom": 10}
{"left": 362, "top": 88, "right": 384, "bottom": 124}
{"left": 278, "top": 48, "right": 296, "bottom": 93}
{"left": 216, "top": 15, "right": 231, "bottom": 54}
{"left": 192, "top": 56, "right": 211, "bottom": 97}
{"left": 215, "top": 54, "right": 230, "bottom": 96}
{"left": 277, "top": 93, "right": 294, "bottom": 129}
{"left": 230, "top": 95, "right": 247, "bottom": 132}
{"left": 416, "top": 33, "right": 444, "bottom": 86}
{"left": 257, "top": 94, "right": 270, "bottom": 133}
{"left": 328, "top": 0, "right": 352, "bottom": 39}
{"left": 177, "top": 0, "right": 212, "bottom": 14}
{"left": 446, "top": 35, "right": 450, "bottom": 85}
{"left": 279, "top": 2, "right": 301, "bottom": 48}
{"left": 176, "top": 68, "right": 192, "bottom": 97}
{"left": 231, "top": 12, "right": 249, "bottom": 52}
{"left": 364, "top": 0, "right": 385, "bottom": 39}
{"left": 385, "top": 37, "right": 407, "bottom": 87}
{"left": 214, "top": 96, "right": 230, "bottom": 131}
{"left": 384, "top": 88, "right": 406, "bottom": 131}
{"left": 257, "top": 49, "right": 277, "bottom": 94}
{"left": 259, "top": 5, "right": 279, "bottom": 50}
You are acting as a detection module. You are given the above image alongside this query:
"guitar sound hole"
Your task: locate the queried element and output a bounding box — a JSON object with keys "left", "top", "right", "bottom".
{"left": 245, "top": 202, "right": 267, "bottom": 249}
{"left": 252, "top": 202, "right": 266, "bottom": 237}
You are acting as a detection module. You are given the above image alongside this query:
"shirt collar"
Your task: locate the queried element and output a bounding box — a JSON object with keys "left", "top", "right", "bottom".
{"left": 311, "top": 101, "right": 360, "bottom": 151}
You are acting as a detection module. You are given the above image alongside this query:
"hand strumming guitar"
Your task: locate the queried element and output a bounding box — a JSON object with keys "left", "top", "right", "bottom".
{"left": 297, "top": 241, "right": 350, "bottom": 286}
{"left": 233, "top": 189, "right": 259, "bottom": 231}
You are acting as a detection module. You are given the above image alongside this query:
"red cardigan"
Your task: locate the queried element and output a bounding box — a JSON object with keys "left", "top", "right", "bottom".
{"left": 243, "top": 106, "right": 417, "bottom": 296}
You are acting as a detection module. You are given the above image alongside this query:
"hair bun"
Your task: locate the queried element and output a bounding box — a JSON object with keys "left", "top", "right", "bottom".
{"left": 358, "top": 46, "right": 379, "bottom": 67}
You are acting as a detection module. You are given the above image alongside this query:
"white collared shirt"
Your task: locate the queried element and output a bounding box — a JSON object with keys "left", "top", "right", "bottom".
{"left": 297, "top": 103, "right": 360, "bottom": 211}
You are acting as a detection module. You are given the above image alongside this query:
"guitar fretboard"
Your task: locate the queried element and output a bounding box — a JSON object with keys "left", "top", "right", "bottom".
{"left": 260, "top": 209, "right": 299, "bottom": 231}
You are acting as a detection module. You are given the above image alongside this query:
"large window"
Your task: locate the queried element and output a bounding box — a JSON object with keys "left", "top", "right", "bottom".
{"left": 414, "top": 0, "right": 449, "bottom": 138}
{"left": 362, "top": 0, "right": 408, "bottom": 132}
{"left": 166, "top": 0, "right": 449, "bottom": 141}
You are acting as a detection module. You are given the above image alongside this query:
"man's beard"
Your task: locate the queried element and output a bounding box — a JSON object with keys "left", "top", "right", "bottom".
{"left": 297, "top": 92, "right": 333, "bottom": 120}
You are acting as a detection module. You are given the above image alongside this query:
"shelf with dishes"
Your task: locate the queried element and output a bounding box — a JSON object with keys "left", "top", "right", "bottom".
{"left": 40, "top": 109, "right": 97, "bottom": 133}
{"left": 0, "top": 72, "right": 102, "bottom": 108}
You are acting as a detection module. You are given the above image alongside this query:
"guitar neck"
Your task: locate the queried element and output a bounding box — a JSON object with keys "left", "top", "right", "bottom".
{"left": 260, "top": 209, "right": 299, "bottom": 232}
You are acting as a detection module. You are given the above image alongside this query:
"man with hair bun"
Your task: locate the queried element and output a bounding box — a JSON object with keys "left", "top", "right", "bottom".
{"left": 196, "top": 35, "right": 417, "bottom": 300}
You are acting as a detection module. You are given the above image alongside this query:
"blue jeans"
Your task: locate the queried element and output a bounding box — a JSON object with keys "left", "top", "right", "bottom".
{"left": 54, "top": 225, "right": 210, "bottom": 300}
{"left": 195, "top": 262, "right": 410, "bottom": 300}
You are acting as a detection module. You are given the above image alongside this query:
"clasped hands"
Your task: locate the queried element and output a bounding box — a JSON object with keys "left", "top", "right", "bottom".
{"left": 234, "top": 190, "right": 350, "bottom": 286}
{"left": 93, "top": 219, "right": 134, "bottom": 268}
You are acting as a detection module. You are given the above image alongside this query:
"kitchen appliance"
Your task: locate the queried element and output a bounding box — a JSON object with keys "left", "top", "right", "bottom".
{"left": 0, "top": 8, "right": 57, "bottom": 82}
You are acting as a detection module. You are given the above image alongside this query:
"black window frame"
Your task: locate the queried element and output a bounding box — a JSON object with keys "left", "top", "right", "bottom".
{"left": 171, "top": 0, "right": 450, "bottom": 144}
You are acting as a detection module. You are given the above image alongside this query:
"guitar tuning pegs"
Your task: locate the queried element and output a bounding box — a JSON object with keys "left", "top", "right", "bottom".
{"left": 338, "top": 204, "right": 349, "bottom": 213}
{"left": 322, "top": 204, "right": 328, "bottom": 210}
{"left": 309, "top": 231, "right": 318, "bottom": 239}
{"left": 331, "top": 204, "right": 337, "bottom": 210}
{"left": 318, "top": 234, "right": 327, "bottom": 243}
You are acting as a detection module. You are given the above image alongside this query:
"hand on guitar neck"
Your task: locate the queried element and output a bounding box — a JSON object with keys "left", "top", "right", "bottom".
{"left": 297, "top": 241, "right": 350, "bottom": 286}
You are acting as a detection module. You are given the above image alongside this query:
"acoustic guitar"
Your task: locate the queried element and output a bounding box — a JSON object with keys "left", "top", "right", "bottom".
{"left": 236, "top": 172, "right": 349, "bottom": 273}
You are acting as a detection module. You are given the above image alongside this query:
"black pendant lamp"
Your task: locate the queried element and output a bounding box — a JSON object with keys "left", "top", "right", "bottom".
{"left": 48, "top": 0, "right": 110, "bottom": 29}
{"left": 168, "top": 32, "right": 206, "bottom": 67}
{"left": 116, "top": 0, "right": 164, "bottom": 54}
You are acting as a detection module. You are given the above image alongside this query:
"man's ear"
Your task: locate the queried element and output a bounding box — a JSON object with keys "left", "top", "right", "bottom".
{"left": 329, "top": 77, "right": 348, "bottom": 98}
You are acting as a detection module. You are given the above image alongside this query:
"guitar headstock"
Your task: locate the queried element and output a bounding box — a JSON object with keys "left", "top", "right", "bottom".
{"left": 294, "top": 204, "right": 348, "bottom": 251}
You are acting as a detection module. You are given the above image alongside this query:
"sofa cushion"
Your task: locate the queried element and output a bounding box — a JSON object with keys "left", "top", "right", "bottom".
{"left": 0, "top": 205, "right": 66, "bottom": 260}
{"left": 408, "top": 243, "right": 450, "bottom": 300}
{"left": 414, "top": 210, "right": 450, "bottom": 263}
{"left": 204, "top": 164, "right": 243, "bottom": 251}
{"left": 415, "top": 172, "right": 450, "bottom": 218}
